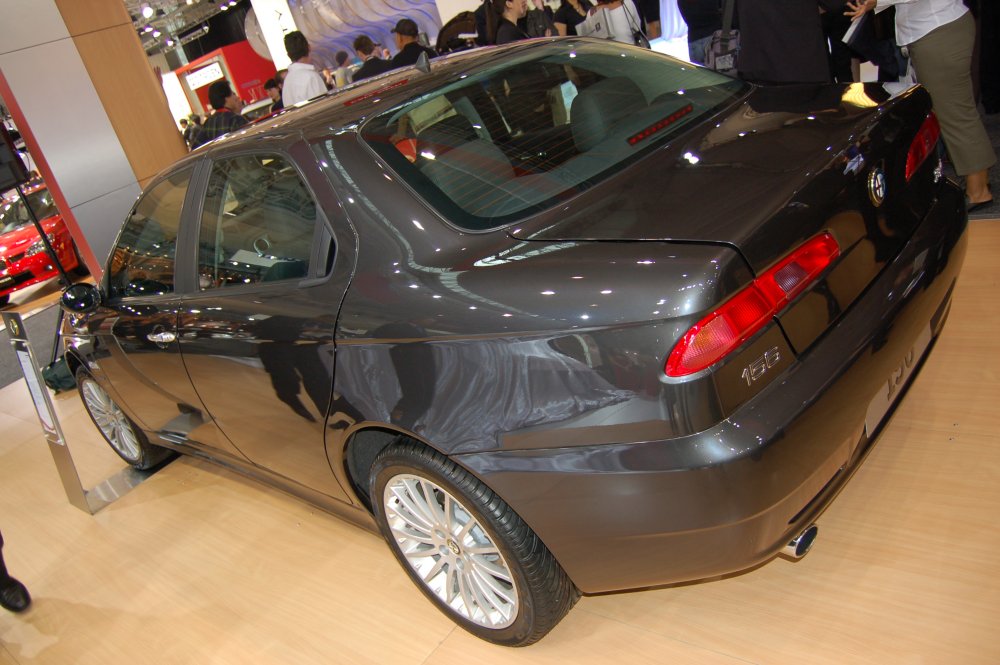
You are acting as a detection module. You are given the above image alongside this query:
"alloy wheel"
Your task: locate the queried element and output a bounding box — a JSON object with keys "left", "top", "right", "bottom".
{"left": 382, "top": 474, "right": 519, "bottom": 629}
{"left": 81, "top": 379, "right": 142, "bottom": 462}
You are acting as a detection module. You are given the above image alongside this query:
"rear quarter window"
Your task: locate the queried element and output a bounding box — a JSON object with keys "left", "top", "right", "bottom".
{"left": 354, "top": 40, "right": 747, "bottom": 230}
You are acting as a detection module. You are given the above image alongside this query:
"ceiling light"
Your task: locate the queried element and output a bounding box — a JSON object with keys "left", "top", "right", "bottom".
{"left": 141, "top": 3, "right": 154, "bottom": 18}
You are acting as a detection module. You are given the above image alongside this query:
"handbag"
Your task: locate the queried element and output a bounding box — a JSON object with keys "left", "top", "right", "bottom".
{"left": 705, "top": 0, "right": 739, "bottom": 74}
{"left": 580, "top": 1, "right": 649, "bottom": 48}
{"left": 579, "top": 7, "right": 612, "bottom": 40}
{"left": 621, "top": 0, "right": 650, "bottom": 48}
{"left": 525, "top": 8, "right": 556, "bottom": 37}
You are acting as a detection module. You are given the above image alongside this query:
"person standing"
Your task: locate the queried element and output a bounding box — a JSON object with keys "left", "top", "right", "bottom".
{"left": 0, "top": 530, "right": 30, "bottom": 613}
{"left": 332, "top": 51, "right": 353, "bottom": 88}
{"left": 353, "top": 35, "right": 393, "bottom": 82}
{"left": 738, "top": 0, "right": 846, "bottom": 84}
{"left": 492, "top": 0, "right": 530, "bottom": 44}
{"left": 264, "top": 78, "right": 283, "bottom": 113}
{"left": 554, "top": 0, "right": 594, "bottom": 36}
{"left": 634, "top": 0, "right": 661, "bottom": 39}
{"left": 846, "top": 0, "right": 995, "bottom": 209}
{"left": 178, "top": 117, "right": 191, "bottom": 150}
{"left": 191, "top": 80, "right": 248, "bottom": 149}
{"left": 389, "top": 19, "right": 437, "bottom": 68}
{"left": 184, "top": 113, "right": 201, "bottom": 148}
{"left": 525, "top": 0, "right": 557, "bottom": 36}
{"left": 980, "top": 0, "right": 999, "bottom": 114}
{"left": 282, "top": 31, "right": 328, "bottom": 106}
{"left": 677, "top": 0, "right": 723, "bottom": 65}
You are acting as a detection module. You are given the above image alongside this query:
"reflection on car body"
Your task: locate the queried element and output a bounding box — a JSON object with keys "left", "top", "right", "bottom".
{"left": 61, "top": 39, "right": 967, "bottom": 646}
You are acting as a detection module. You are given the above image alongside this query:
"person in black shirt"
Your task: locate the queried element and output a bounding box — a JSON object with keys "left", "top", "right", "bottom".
{"left": 677, "top": 0, "right": 722, "bottom": 65}
{"left": 389, "top": 18, "right": 437, "bottom": 69}
{"left": 737, "top": 0, "right": 844, "bottom": 84}
{"left": 525, "top": 0, "right": 557, "bottom": 36}
{"left": 353, "top": 35, "right": 393, "bottom": 81}
{"left": 183, "top": 113, "right": 201, "bottom": 149}
{"left": 554, "top": 0, "right": 593, "bottom": 36}
{"left": 191, "top": 80, "right": 248, "bottom": 149}
{"left": 493, "top": 0, "right": 530, "bottom": 44}
{"left": 264, "top": 78, "right": 283, "bottom": 114}
{"left": 475, "top": 0, "right": 492, "bottom": 44}
{"left": 634, "top": 0, "right": 660, "bottom": 38}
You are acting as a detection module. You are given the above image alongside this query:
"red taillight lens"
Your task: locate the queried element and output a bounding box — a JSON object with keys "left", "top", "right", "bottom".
{"left": 665, "top": 233, "right": 840, "bottom": 377}
{"left": 905, "top": 113, "right": 940, "bottom": 182}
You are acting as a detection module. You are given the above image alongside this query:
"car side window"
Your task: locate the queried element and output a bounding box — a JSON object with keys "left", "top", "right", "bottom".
{"left": 107, "top": 167, "right": 191, "bottom": 299}
{"left": 197, "top": 153, "right": 317, "bottom": 290}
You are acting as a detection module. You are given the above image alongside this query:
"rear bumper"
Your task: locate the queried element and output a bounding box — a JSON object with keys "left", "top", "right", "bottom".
{"left": 456, "top": 184, "right": 968, "bottom": 594}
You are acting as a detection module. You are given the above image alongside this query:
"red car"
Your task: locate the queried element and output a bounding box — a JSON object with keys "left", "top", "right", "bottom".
{"left": 0, "top": 184, "right": 84, "bottom": 307}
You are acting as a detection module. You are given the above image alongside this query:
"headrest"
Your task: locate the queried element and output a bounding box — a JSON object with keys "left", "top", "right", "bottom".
{"left": 571, "top": 77, "right": 646, "bottom": 153}
{"left": 418, "top": 114, "right": 479, "bottom": 156}
{"left": 421, "top": 139, "right": 514, "bottom": 214}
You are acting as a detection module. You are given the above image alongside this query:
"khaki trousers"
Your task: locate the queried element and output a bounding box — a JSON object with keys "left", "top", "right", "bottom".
{"left": 908, "top": 12, "right": 996, "bottom": 176}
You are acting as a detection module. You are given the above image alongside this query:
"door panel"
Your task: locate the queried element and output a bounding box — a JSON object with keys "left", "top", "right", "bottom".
{"left": 97, "top": 166, "right": 245, "bottom": 459}
{"left": 177, "top": 150, "right": 348, "bottom": 500}
{"left": 178, "top": 289, "right": 344, "bottom": 499}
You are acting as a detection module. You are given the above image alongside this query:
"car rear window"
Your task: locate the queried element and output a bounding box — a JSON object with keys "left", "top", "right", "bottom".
{"left": 355, "top": 40, "right": 747, "bottom": 231}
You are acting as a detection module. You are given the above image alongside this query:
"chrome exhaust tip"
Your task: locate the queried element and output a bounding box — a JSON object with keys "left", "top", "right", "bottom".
{"left": 781, "top": 524, "right": 819, "bottom": 559}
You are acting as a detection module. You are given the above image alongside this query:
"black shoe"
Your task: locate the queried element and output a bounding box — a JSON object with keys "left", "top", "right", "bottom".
{"left": 967, "top": 198, "right": 994, "bottom": 213}
{"left": 0, "top": 577, "right": 31, "bottom": 612}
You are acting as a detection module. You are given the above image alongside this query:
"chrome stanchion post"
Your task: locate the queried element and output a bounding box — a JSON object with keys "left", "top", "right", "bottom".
{"left": 2, "top": 311, "right": 89, "bottom": 512}
{"left": 2, "top": 311, "right": 158, "bottom": 514}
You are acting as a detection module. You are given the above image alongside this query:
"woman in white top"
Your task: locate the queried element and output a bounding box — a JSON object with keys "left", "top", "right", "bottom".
{"left": 847, "top": 0, "right": 995, "bottom": 210}
{"left": 605, "top": 0, "right": 644, "bottom": 45}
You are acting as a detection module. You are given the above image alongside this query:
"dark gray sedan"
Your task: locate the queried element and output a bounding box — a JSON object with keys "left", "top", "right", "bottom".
{"left": 61, "top": 39, "right": 967, "bottom": 646}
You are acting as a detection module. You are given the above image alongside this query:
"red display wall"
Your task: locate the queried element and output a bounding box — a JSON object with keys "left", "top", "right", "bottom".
{"left": 176, "top": 40, "right": 276, "bottom": 112}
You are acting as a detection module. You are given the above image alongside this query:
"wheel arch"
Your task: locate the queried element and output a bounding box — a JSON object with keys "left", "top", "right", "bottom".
{"left": 339, "top": 425, "right": 489, "bottom": 515}
{"left": 341, "top": 426, "right": 401, "bottom": 511}
{"left": 63, "top": 347, "right": 86, "bottom": 378}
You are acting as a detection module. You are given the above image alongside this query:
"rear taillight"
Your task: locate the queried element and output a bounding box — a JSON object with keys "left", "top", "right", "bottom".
{"left": 665, "top": 233, "right": 840, "bottom": 377}
{"left": 905, "top": 113, "right": 940, "bottom": 182}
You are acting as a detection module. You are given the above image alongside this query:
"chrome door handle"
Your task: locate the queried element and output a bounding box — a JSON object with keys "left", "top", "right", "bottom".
{"left": 146, "top": 331, "right": 176, "bottom": 344}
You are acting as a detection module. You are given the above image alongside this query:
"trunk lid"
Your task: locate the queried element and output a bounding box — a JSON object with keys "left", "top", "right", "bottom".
{"left": 509, "top": 83, "right": 939, "bottom": 275}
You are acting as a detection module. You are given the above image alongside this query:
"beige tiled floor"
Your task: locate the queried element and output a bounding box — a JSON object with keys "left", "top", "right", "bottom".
{"left": 1, "top": 221, "right": 999, "bottom": 664}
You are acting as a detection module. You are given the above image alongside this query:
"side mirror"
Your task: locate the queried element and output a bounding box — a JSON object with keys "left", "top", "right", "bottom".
{"left": 60, "top": 282, "right": 101, "bottom": 314}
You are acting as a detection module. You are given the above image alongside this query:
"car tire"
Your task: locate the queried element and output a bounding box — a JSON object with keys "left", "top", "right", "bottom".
{"left": 0, "top": 294, "right": 8, "bottom": 308}
{"left": 76, "top": 368, "right": 175, "bottom": 470}
{"left": 370, "top": 440, "right": 579, "bottom": 646}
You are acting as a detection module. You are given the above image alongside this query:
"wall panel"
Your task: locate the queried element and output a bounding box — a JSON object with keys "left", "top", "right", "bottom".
{"left": 54, "top": 0, "right": 132, "bottom": 36}
{"left": 74, "top": 24, "right": 186, "bottom": 183}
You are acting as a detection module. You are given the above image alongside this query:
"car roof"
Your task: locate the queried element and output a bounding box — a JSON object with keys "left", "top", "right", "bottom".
{"left": 207, "top": 41, "right": 556, "bottom": 149}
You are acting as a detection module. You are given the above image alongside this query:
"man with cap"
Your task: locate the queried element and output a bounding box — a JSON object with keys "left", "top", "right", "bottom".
{"left": 389, "top": 18, "right": 437, "bottom": 69}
